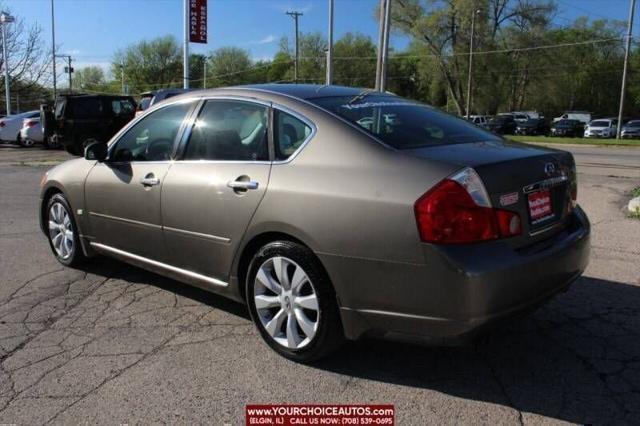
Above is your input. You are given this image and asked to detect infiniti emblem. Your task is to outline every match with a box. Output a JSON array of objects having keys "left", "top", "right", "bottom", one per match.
[{"left": 544, "top": 162, "right": 556, "bottom": 176}]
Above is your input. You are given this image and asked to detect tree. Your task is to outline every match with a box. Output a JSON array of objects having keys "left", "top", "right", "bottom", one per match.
[
  {"left": 112, "top": 35, "right": 182, "bottom": 93},
  {"left": 332, "top": 33, "right": 376, "bottom": 88},
  {"left": 391, "top": 0, "right": 555, "bottom": 115},
  {"left": 75, "top": 66, "right": 106, "bottom": 90},
  {"left": 206, "top": 47, "right": 252, "bottom": 87}
]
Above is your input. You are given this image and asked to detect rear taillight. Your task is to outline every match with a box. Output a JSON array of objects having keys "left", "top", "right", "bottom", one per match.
[
  {"left": 0, "top": 121, "right": 5, "bottom": 128},
  {"left": 414, "top": 168, "right": 521, "bottom": 244},
  {"left": 24, "top": 120, "right": 37, "bottom": 128}
]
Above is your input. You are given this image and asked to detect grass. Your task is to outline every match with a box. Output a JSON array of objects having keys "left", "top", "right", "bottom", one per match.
[
  {"left": 629, "top": 187, "right": 640, "bottom": 220},
  {"left": 508, "top": 135, "right": 640, "bottom": 147}
]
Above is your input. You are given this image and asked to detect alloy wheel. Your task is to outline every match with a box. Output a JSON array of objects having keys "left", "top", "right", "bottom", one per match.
[
  {"left": 48, "top": 202, "right": 74, "bottom": 260},
  {"left": 253, "top": 256, "right": 320, "bottom": 349}
]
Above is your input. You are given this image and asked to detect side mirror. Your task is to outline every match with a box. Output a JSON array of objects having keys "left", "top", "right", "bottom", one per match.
[{"left": 84, "top": 141, "right": 108, "bottom": 162}]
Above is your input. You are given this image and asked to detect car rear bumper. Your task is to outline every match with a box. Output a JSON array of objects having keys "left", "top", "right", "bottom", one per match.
[{"left": 331, "top": 206, "right": 590, "bottom": 344}]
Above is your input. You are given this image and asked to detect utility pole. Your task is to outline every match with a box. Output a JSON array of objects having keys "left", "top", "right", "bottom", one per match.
[
  {"left": 51, "top": 0, "right": 57, "bottom": 99},
  {"left": 203, "top": 60, "right": 207, "bottom": 89},
  {"left": 326, "top": 0, "right": 334, "bottom": 85},
  {"left": 617, "top": 0, "right": 636, "bottom": 139},
  {"left": 380, "top": 0, "right": 392, "bottom": 92},
  {"left": 56, "top": 54, "right": 72, "bottom": 93},
  {"left": 120, "top": 61, "right": 125, "bottom": 94},
  {"left": 375, "top": 0, "right": 391, "bottom": 91},
  {"left": 286, "top": 11, "right": 303, "bottom": 82},
  {"left": 466, "top": 9, "right": 481, "bottom": 118},
  {"left": 375, "top": 0, "right": 385, "bottom": 90},
  {"left": 183, "top": 0, "right": 189, "bottom": 89},
  {"left": 1, "top": 12, "right": 15, "bottom": 116}
]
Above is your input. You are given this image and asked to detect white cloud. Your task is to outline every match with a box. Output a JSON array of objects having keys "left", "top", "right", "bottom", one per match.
[{"left": 257, "top": 34, "right": 276, "bottom": 44}]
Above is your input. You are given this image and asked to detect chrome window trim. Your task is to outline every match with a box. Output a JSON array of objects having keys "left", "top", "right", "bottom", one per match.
[{"left": 172, "top": 95, "right": 318, "bottom": 165}]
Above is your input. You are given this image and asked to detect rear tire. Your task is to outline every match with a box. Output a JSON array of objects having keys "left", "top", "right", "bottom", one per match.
[
  {"left": 45, "top": 193, "right": 86, "bottom": 267},
  {"left": 246, "top": 241, "right": 344, "bottom": 362}
]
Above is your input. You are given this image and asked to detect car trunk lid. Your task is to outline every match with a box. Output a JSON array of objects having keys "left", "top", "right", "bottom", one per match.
[{"left": 404, "top": 140, "right": 576, "bottom": 247}]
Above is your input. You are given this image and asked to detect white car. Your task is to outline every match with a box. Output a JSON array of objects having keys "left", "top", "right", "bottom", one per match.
[
  {"left": 554, "top": 111, "right": 591, "bottom": 124},
  {"left": 467, "top": 115, "right": 489, "bottom": 128},
  {"left": 0, "top": 110, "right": 40, "bottom": 143},
  {"left": 584, "top": 119, "right": 617, "bottom": 138},
  {"left": 19, "top": 116, "right": 43, "bottom": 147}
]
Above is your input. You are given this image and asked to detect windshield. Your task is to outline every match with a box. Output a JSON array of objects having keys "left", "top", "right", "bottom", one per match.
[
  {"left": 589, "top": 120, "right": 610, "bottom": 127},
  {"left": 556, "top": 120, "right": 577, "bottom": 127},
  {"left": 626, "top": 120, "right": 640, "bottom": 127},
  {"left": 310, "top": 95, "right": 499, "bottom": 149}
]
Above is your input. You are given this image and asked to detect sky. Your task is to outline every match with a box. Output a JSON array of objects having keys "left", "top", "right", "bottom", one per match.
[{"left": 4, "top": 0, "right": 639, "bottom": 78}]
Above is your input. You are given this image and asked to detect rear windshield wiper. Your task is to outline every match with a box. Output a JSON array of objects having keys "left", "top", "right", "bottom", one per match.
[{"left": 347, "top": 89, "right": 376, "bottom": 105}]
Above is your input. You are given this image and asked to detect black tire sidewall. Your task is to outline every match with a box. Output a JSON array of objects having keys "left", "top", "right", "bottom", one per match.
[
  {"left": 45, "top": 193, "right": 83, "bottom": 266},
  {"left": 246, "top": 241, "right": 343, "bottom": 362}
]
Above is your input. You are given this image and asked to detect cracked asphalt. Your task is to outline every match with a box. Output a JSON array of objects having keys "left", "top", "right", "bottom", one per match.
[{"left": 0, "top": 144, "right": 639, "bottom": 424}]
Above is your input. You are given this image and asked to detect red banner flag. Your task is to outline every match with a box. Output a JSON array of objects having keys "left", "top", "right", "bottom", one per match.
[{"left": 189, "top": 0, "right": 207, "bottom": 44}]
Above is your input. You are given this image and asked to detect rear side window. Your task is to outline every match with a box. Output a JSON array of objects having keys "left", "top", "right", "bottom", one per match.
[
  {"left": 274, "top": 110, "right": 312, "bottom": 161},
  {"left": 70, "top": 98, "right": 103, "bottom": 118},
  {"left": 183, "top": 100, "right": 268, "bottom": 161},
  {"left": 310, "top": 95, "right": 499, "bottom": 149},
  {"left": 112, "top": 99, "right": 135, "bottom": 116}
]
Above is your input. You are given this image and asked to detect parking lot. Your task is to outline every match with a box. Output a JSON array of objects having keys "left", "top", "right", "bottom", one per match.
[{"left": 0, "top": 144, "right": 639, "bottom": 424}]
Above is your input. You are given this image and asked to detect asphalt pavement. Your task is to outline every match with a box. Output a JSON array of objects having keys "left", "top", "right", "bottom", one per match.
[{"left": 0, "top": 143, "right": 639, "bottom": 424}]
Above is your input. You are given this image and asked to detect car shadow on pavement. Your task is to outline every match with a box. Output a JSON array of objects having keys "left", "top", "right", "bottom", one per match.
[
  {"left": 314, "top": 276, "right": 640, "bottom": 424},
  {"left": 75, "top": 256, "right": 250, "bottom": 320}
]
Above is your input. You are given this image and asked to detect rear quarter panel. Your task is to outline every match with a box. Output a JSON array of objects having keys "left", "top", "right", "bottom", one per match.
[{"left": 241, "top": 98, "right": 459, "bottom": 306}]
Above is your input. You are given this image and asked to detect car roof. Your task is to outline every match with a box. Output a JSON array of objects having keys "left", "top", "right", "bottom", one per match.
[{"left": 232, "top": 84, "right": 382, "bottom": 100}]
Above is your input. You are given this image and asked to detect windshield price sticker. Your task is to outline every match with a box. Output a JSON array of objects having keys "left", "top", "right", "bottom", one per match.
[{"left": 246, "top": 404, "right": 395, "bottom": 425}]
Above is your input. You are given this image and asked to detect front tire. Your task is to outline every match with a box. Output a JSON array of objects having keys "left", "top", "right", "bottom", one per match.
[
  {"left": 246, "top": 241, "right": 344, "bottom": 362},
  {"left": 45, "top": 193, "right": 85, "bottom": 266}
]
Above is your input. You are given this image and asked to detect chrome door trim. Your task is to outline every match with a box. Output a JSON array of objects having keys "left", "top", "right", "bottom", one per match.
[
  {"left": 89, "top": 212, "right": 162, "bottom": 230},
  {"left": 163, "top": 226, "right": 231, "bottom": 243},
  {"left": 90, "top": 242, "right": 229, "bottom": 288}
]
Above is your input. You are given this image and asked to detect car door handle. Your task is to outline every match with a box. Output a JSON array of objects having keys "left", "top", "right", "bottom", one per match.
[
  {"left": 140, "top": 177, "right": 160, "bottom": 186},
  {"left": 227, "top": 180, "right": 259, "bottom": 190}
]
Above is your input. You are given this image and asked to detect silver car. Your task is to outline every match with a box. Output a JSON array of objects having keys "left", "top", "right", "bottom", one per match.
[
  {"left": 0, "top": 110, "right": 40, "bottom": 144},
  {"left": 39, "top": 85, "right": 590, "bottom": 361}
]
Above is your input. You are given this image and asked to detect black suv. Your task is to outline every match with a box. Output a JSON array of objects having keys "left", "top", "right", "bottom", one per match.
[{"left": 42, "top": 94, "right": 136, "bottom": 155}]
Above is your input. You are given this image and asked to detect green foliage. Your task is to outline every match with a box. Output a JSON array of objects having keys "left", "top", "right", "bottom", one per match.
[
  {"left": 206, "top": 47, "right": 252, "bottom": 87},
  {"left": 112, "top": 35, "right": 182, "bottom": 93}
]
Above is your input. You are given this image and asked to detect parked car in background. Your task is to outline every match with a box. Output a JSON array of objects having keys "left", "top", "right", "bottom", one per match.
[
  {"left": 19, "top": 116, "right": 43, "bottom": 147},
  {"left": 486, "top": 115, "right": 517, "bottom": 134},
  {"left": 467, "top": 115, "right": 489, "bottom": 128},
  {"left": 554, "top": 111, "right": 591, "bottom": 124},
  {"left": 515, "top": 118, "right": 550, "bottom": 136},
  {"left": 501, "top": 112, "right": 529, "bottom": 123},
  {"left": 584, "top": 118, "right": 617, "bottom": 138},
  {"left": 621, "top": 120, "right": 640, "bottom": 139},
  {"left": 136, "top": 88, "right": 192, "bottom": 116},
  {"left": 39, "top": 84, "right": 590, "bottom": 361},
  {"left": 550, "top": 119, "right": 584, "bottom": 137},
  {"left": 511, "top": 111, "right": 540, "bottom": 120},
  {"left": 42, "top": 94, "right": 137, "bottom": 155},
  {"left": 0, "top": 111, "right": 40, "bottom": 144}
]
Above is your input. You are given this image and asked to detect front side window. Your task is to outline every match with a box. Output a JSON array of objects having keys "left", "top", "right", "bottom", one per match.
[
  {"left": 110, "top": 100, "right": 194, "bottom": 162},
  {"left": 183, "top": 100, "right": 268, "bottom": 161},
  {"left": 310, "top": 95, "right": 499, "bottom": 149},
  {"left": 274, "top": 110, "right": 312, "bottom": 161}
]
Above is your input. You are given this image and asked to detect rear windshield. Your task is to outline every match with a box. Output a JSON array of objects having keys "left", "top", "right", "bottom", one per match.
[
  {"left": 589, "top": 120, "right": 612, "bottom": 127},
  {"left": 310, "top": 95, "right": 499, "bottom": 149}
]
